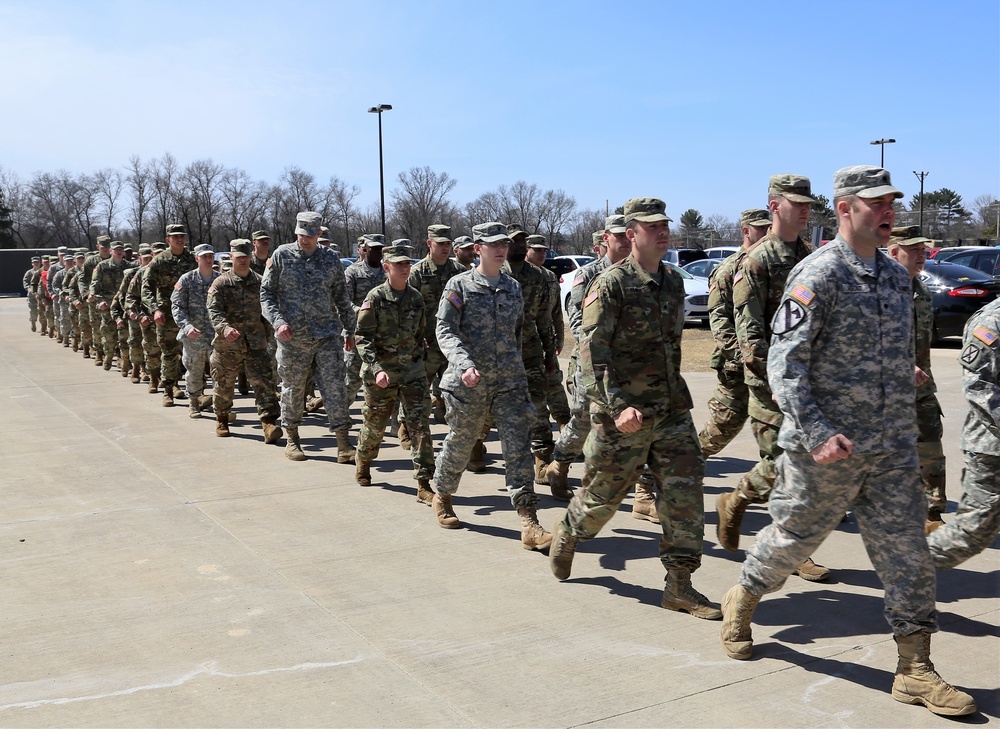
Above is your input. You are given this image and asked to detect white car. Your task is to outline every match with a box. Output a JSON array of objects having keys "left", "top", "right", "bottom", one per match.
[
  {"left": 668, "top": 262, "right": 710, "bottom": 325},
  {"left": 543, "top": 255, "right": 595, "bottom": 313},
  {"left": 705, "top": 246, "right": 740, "bottom": 259}
]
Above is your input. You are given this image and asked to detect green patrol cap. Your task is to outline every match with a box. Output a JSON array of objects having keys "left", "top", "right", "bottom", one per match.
[
  {"left": 740, "top": 208, "right": 772, "bottom": 227},
  {"left": 251, "top": 230, "right": 270, "bottom": 241},
  {"left": 96, "top": 235, "right": 111, "bottom": 246},
  {"left": 623, "top": 197, "right": 672, "bottom": 224},
  {"left": 74, "top": 251, "right": 86, "bottom": 259},
  {"left": 474, "top": 222, "right": 511, "bottom": 244},
  {"left": 110, "top": 240, "right": 125, "bottom": 250},
  {"left": 769, "top": 174, "right": 817, "bottom": 203},
  {"left": 230, "top": 239, "right": 252, "bottom": 257},
  {"left": 151, "top": 241, "right": 167, "bottom": 251},
  {"left": 527, "top": 234, "right": 548, "bottom": 249},
  {"left": 592, "top": 231, "right": 605, "bottom": 247},
  {"left": 506, "top": 223, "right": 528, "bottom": 239},
  {"left": 164, "top": 224, "right": 187, "bottom": 237},
  {"left": 833, "top": 166, "right": 904, "bottom": 200},
  {"left": 383, "top": 244, "right": 414, "bottom": 263},
  {"left": 604, "top": 215, "right": 626, "bottom": 234},
  {"left": 362, "top": 233, "right": 385, "bottom": 247},
  {"left": 889, "top": 225, "right": 932, "bottom": 247},
  {"left": 427, "top": 224, "right": 452, "bottom": 243}
]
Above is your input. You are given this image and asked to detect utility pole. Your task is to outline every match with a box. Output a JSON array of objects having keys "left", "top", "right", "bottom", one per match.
[
  {"left": 913, "top": 171, "right": 929, "bottom": 233},
  {"left": 870, "top": 138, "right": 896, "bottom": 167}
]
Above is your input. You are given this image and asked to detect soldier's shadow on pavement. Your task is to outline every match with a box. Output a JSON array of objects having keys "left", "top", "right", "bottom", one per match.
[
  {"left": 704, "top": 456, "right": 756, "bottom": 481},
  {"left": 755, "top": 590, "right": 890, "bottom": 644},
  {"left": 566, "top": 574, "right": 664, "bottom": 608},
  {"left": 937, "top": 567, "right": 1000, "bottom": 603}
]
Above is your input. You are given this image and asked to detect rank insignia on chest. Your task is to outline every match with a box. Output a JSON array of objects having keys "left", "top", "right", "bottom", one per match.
[
  {"left": 447, "top": 292, "right": 463, "bottom": 309},
  {"left": 584, "top": 290, "right": 599, "bottom": 307},
  {"left": 789, "top": 283, "right": 815, "bottom": 306},
  {"left": 360, "top": 300, "right": 372, "bottom": 311},
  {"left": 972, "top": 325, "right": 998, "bottom": 347}
]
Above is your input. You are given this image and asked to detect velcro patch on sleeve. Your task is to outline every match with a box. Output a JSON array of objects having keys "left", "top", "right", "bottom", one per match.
[
  {"left": 360, "top": 300, "right": 372, "bottom": 311},
  {"left": 573, "top": 274, "right": 585, "bottom": 286},
  {"left": 972, "top": 325, "right": 998, "bottom": 347},
  {"left": 584, "top": 289, "right": 599, "bottom": 307},
  {"left": 447, "top": 291, "right": 463, "bottom": 309},
  {"left": 961, "top": 343, "right": 982, "bottom": 365},
  {"left": 173, "top": 282, "right": 183, "bottom": 291},
  {"left": 789, "top": 283, "right": 815, "bottom": 306},
  {"left": 733, "top": 271, "right": 743, "bottom": 285},
  {"left": 771, "top": 298, "right": 807, "bottom": 335}
]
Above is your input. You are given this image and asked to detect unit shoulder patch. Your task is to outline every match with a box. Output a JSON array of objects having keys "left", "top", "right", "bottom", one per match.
[{"left": 771, "top": 298, "right": 807, "bottom": 335}]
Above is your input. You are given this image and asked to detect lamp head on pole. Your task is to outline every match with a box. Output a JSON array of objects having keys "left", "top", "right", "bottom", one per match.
[{"left": 368, "top": 104, "right": 393, "bottom": 114}]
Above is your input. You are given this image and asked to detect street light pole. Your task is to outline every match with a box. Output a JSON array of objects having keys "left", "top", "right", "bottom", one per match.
[
  {"left": 869, "top": 138, "right": 896, "bottom": 167},
  {"left": 367, "top": 104, "right": 393, "bottom": 239},
  {"left": 913, "top": 170, "right": 929, "bottom": 233}
]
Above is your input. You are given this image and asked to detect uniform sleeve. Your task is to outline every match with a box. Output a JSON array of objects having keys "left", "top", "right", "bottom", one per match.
[
  {"left": 566, "top": 269, "right": 589, "bottom": 341},
  {"left": 960, "top": 315, "right": 1000, "bottom": 441},
  {"left": 436, "top": 280, "right": 476, "bottom": 374},
  {"left": 354, "top": 292, "right": 382, "bottom": 376},
  {"left": 207, "top": 280, "right": 228, "bottom": 336},
  {"left": 170, "top": 276, "right": 193, "bottom": 333},
  {"left": 330, "top": 260, "right": 357, "bottom": 335},
  {"left": 140, "top": 260, "right": 158, "bottom": 314},
  {"left": 708, "top": 262, "right": 740, "bottom": 369},
  {"left": 580, "top": 277, "right": 630, "bottom": 418},
  {"left": 734, "top": 257, "right": 771, "bottom": 388},
  {"left": 259, "top": 256, "right": 284, "bottom": 329},
  {"left": 549, "top": 276, "right": 565, "bottom": 352},
  {"left": 535, "top": 270, "right": 555, "bottom": 361}
]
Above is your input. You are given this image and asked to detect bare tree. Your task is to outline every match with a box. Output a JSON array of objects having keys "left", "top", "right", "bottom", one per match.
[
  {"left": 179, "top": 158, "right": 226, "bottom": 246},
  {"left": 704, "top": 214, "right": 740, "bottom": 246},
  {"left": 150, "top": 153, "right": 179, "bottom": 239},
  {"left": 321, "top": 176, "right": 361, "bottom": 256},
  {"left": 94, "top": 168, "right": 124, "bottom": 239},
  {"left": 388, "top": 166, "right": 458, "bottom": 250},
  {"left": 0, "top": 167, "right": 29, "bottom": 247},
  {"left": 219, "top": 167, "right": 269, "bottom": 240},
  {"left": 124, "top": 155, "right": 154, "bottom": 244}
]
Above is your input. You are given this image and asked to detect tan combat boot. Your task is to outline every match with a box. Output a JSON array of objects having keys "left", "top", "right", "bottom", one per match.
[
  {"left": 397, "top": 422, "right": 411, "bottom": 450},
  {"left": 285, "top": 427, "right": 307, "bottom": 461},
  {"left": 72, "top": 334, "right": 79, "bottom": 351},
  {"left": 215, "top": 414, "right": 231, "bottom": 437},
  {"left": 433, "top": 492, "right": 461, "bottom": 529},
  {"left": 161, "top": 382, "right": 174, "bottom": 407},
  {"left": 468, "top": 440, "right": 486, "bottom": 473},
  {"left": 549, "top": 518, "right": 578, "bottom": 580},
  {"left": 925, "top": 510, "right": 945, "bottom": 535},
  {"left": 533, "top": 447, "right": 553, "bottom": 485},
  {"left": 892, "top": 632, "right": 976, "bottom": 716},
  {"left": 336, "top": 429, "right": 356, "bottom": 464},
  {"left": 662, "top": 569, "right": 722, "bottom": 620},
  {"left": 148, "top": 372, "right": 160, "bottom": 394},
  {"left": 130, "top": 363, "right": 141, "bottom": 383},
  {"left": 794, "top": 557, "right": 830, "bottom": 582},
  {"left": 416, "top": 478, "right": 435, "bottom": 506},
  {"left": 430, "top": 395, "right": 446, "bottom": 424},
  {"left": 720, "top": 584, "right": 762, "bottom": 659},
  {"left": 546, "top": 459, "right": 573, "bottom": 502},
  {"left": 632, "top": 480, "right": 659, "bottom": 523},
  {"left": 94, "top": 352, "right": 104, "bottom": 367},
  {"left": 197, "top": 395, "right": 213, "bottom": 412},
  {"left": 716, "top": 488, "right": 750, "bottom": 551},
  {"left": 63, "top": 335, "right": 71, "bottom": 348},
  {"left": 304, "top": 395, "right": 323, "bottom": 413},
  {"left": 83, "top": 344, "right": 91, "bottom": 359},
  {"left": 518, "top": 506, "right": 553, "bottom": 551},
  {"left": 260, "top": 417, "right": 283, "bottom": 445},
  {"left": 188, "top": 397, "right": 202, "bottom": 419},
  {"left": 355, "top": 460, "right": 372, "bottom": 486},
  {"left": 119, "top": 352, "right": 130, "bottom": 376}
]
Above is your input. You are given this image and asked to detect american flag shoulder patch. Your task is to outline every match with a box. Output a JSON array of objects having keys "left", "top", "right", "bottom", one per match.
[
  {"left": 733, "top": 271, "right": 743, "bottom": 285},
  {"left": 789, "top": 283, "right": 815, "bottom": 306},
  {"left": 173, "top": 282, "right": 183, "bottom": 291},
  {"left": 360, "top": 300, "right": 372, "bottom": 311},
  {"left": 584, "top": 290, "right": 599, "bottom": 307},
  {"left": 972, "top": 325, "right": 998, "bottom": 346},
  {"left": 573, "top": 273, "right": 585, "bottom": 286},
  {"left": 447, "top": 291, "right": 463, "bottom": 309}
]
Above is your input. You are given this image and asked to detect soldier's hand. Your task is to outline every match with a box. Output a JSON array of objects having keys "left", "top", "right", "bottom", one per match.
[
  {"left": 224, "top": 326, "right": 241, "bottom": 342},
  {"left": 129, "top": 312, "right": 138, "bottom": 320},
  {"left": 186, "top": 327, "right": 201, "bottom": 340},
  {"left": 153, "top": 310, "right": 165, "bottom": 325},
  {"left": 375, "top": 371, "right": 391, "bottom": 388},
  {"left": 116, "top": 319, "right": 124, "bottom": 328},
  {"left": 344, "top": 335, "right": 355, "bottom": 352},
  {"left": 74, "top": 302, "right": 82, "bottom": 309},
  {"left": 461, "top": 367, "right": 481, "bottom": 387},
  {"left": 98, "top": 302, "right": 108, "bottom": 311},
  {"left": 914, "top": 366, "right": 929, "bottom": 387},
  {"left": 811, "top": 434, "right": 852, "bottom": 464},
  {"left": 276, "top": 324, "right": 293, "bottom": 341},
  {"left": 614, "top": 407, "right": 643, "bottom": 433},
  {"left": 140, "top": 315, "right": 151, "bottom": 326}
]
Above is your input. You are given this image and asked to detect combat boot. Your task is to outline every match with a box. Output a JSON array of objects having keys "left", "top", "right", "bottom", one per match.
[
  {"left": 720, "top": 584, "right": 761, "bottom": 659},
  {"left": 546, "top": 459, "right": 573, "bottom": 501},
  {"left": 533, "top": 447, "right": 553, "bottom": 485},
  {"left": 397, "top": 422, "right": 411, "bottom": 450},
  {"left": 72, "top": 334, "right": 79, "bottom": 351},
  {"left": 148, "top": 372, "right": 160, "bottom": 394},
  {"left": 188, "top": 397, "right": 202, "bottom": 419},
  {"left": 119, "top": 352, "right": 130, "bottom": 376},
  {"left": 632, "top": 480, "right": 659, "bottom": 523},
  {"left": 925, "top": 510, "right": 945, "bottom": 535},
  {"left": 794, "top": 557, "right": 830, "bottom": 581},
  {"left": 305, "top": 395, "right": 323, "bottom": 413},
  {"left": 260, "top": 417, "right": 282, "bottom": 445},
  {"left": 549, "top": 518, "right": 578, "bottom": 581},
  {"left": 517, "top": 506, "right": 552, "bottom": 551},
  {"left": 431, "top": 395, "right": 446, "bottom": 424},
  {"left": 130, "top": 363, "right": 141, "bottom": 384},
  {"left": 83, "top": 344, "right": 91, "bottom": 359},
  {"left": 31, "top": 321, "right": 36, "bottom": 332},
  {"left": 285, "top": 427, "right": 307, "bottom": 461},
  {"left": 716, "top": 488, "right": 750, "bottom": 552},
  {"left": 892, "top": 632, "right": 976, "bottom": 716},
  {"left": 197, "top": 395, "right": 214, "bottom": 413},
  {"left": 468, "top": 440, "right": 486, "bottom": 473},
  {"left": 416, "top": 479, "right": 435, "bottom": 506},
  {"left": 237, "top": 369, "right": 249, "bottom": 396},
  {"left": 94, "top": 352, "right": 104, "bottom": 367},
  {"left": 355, "top": 460, "right": 372, "bottom": 487},
  {"left": 336, "top": 429, "right": 356, "bottom": 464},
  {"left": 432, "top": 492, "right": 461, "bottom": 529},
  {"left": 215, "top": 414, "right": 230, "bottom": 437},
  {"left": 662, "top": 569, "right": 722, "bottom": 620},
  {"left": 161, "top": 381, "right": 175, "bottom": 407},
  {"left": 172, "top": 383, "right": 187, "bottom": 400}
]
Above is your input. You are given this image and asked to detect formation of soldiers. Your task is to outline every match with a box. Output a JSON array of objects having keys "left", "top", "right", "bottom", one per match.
[{"left": 20, "top": 165, "right": 998, "bottom": 719}]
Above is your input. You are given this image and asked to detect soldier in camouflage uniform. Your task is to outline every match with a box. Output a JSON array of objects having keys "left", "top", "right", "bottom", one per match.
[
  {"left": 260, "top": 211, "right": 357, "bottom": 462},
  {"left": 432, "top": 222, "right": 551, "bottom": 552},
  {"left": 926, "top": 297, "right": 1000, "bottom": 569},
  {"left": 50, "top": 252, "right": 75, "bottom": 348},
  {"left": 549, "top": 198, "right": 719, "bottom": 620},
  {"left": 117, "top": 246, "right": 152, "bottom": 382},
  {"left": 887, "top": 227, "right": 948, "bottom": 531},
  {"left": 453, "top": 235, "right": 477, "bottom": 269},
  {"left": 83, "top": 238, "right": 112, "bottom": 360},
  {"left": 719, "top": 174, "right": 828, "bottom": 582},
  {"left": 127, "top": 242, "right": 166, "bottom": 391},
  {"left": 32, "top": 256, "right": 54, "bottom": 338},
  {"left": 344, "top": 233, "right": 387, "bottom": 408},
  {"left": 171, "top": 244, "right": 220, "bottom": 418},
  {"left": 249, "top": 230, "right": 271, "bottom": 276},
  {"left": 525, "top": 234, "right": 572, "bottom": 429},
  {"left": 207, "top": 239, "right": 282, "bottom": 443},
  {"left": 62, "top": 251, "right": 86, "bottom": 350},
  {"left": 46, "top": 248, "right": 67, "bottom": 342},
  {"left": 355, "top": 244, "right": 435, "bottom": 502},
  {"left": 23, "top": 257, "right": 41, "bottom": 332},
  {"left": 142, "top": 225, "right": 197, "bottom": 406},
  {"left": 90, "top": 241, "right": 134, "bottom": 370},
  {"left": 720, "top": 166, "right": 974, "bottom": 718},
  {"left": 698, "top": 209, "right": 770, "bottom": 456}
]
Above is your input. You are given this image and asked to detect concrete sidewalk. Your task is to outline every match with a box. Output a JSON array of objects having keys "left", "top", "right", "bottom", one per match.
[{"left": 0, "top": 297, "right": 996, "bottom": 728}]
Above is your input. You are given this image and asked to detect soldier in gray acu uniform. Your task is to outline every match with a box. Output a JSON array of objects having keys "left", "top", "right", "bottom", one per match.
[
  {"left": 720, "top": 166, "right": 975, "bottom": 718},
  {"left": 926, "top": 297, "right": 1000, "bottom": 568},
  {"left": 260, "top": 211, "right": 357, "bottom": 462},
  {"left": 343, "top": 233, "right": 386, "bottom": 408},
  {"left": 432, "top": 222, "right": 552, "bottom": 552},
  {"left": 24, "top": 258, "right": 41, "bottom": 331},
  {"left": 171, "top": 244, "right": 220, "bottom": 418}
]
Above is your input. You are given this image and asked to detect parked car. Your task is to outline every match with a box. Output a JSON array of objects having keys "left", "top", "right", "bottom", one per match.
[
  {"left": 917, "top": 259, "right": 1000, "bottom": 341},
  {"left": 682, "top": 258, "right": 722, "bottom": 280},
  {"left": 661, "top": 248, "right": 709, "bottom": 267},
  {"left": 666, "top": 262, "right": 709, "bottom": 325},
  {"left": 545, "top": 255, "right": 595, "bottom": 313},
  {"left": 705, "top": 246, "right": 740, "bottom": 260},
  {"left": 933, "top": 247, "right": 1000, "bottom": 279}
]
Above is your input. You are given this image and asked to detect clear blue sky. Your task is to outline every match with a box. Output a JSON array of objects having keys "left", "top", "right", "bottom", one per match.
[{"left": 3, "top": 0, "right": 998, "bottom": 220}]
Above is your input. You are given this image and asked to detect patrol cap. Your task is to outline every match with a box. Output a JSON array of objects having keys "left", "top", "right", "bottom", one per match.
[
  {"left": 527, "top": 234, "right": 548, "bottom": 249},
  {"left": 96, "top": 235, "right": 111, "bottom": 247},
  {"left": 506, "top": 223, "right": 528, "bottom": 239},
  {"left": 768, "top": 174, "right": 817, "bottom": 203},
  {"left": 318, "top": 236, "right": 330, "bottom": 244},
  {"left": 230, "top": 239, "right": 252, "bottom": 257},
  {"left": 592, "top": 231, "right": 605, "bottom": 248},
  {"left": 362, "top": 233, "right": 385, "bottom": 247},
  {"left": 294, "top": 211, "right": 322, "bottom": 237},
  {"left": 383, "top": 244, "right": 414, "bottom": 263},
  {"left": 833, "top": 166, "right": 904, "bottom": 200},
  {"left": 474, "top": 222, "right": 511, "bottom": 244},
  {"left": 623, "top": 197, "right": 672, "bottom": 224},
  {"left": 30, "top": 256, "right": 40, "bottom": 262},
  {"left": 110, "top": 240, "right": 125, "bottom": 250},
  {"left": 57, "top": 246, "right": 68, "bottom": 256},
  {"left": 41, "top": 255, "right": 51, "bottom": 261},
  {"left": 251, "top": 230, "right": 271, "bottom": 241},
  {"left": 73, "top": 250, "right": 86, "bottom": 259},
  {"left": 193, "top": 243, "right": 214, "bottom": 257},
  {"left": 427, "top": 224, "right": 452, "bottom": 243},
  {"left": 138, "top": 244, "right": 153, "bottom": 255},
  {"left": 77, "top": 247, "right": 89, "bottom": 255},
  {"left": 604, "top": 214, "right": 627, "bottom": 234},
  {"left": 453, "top": 235, "right": 475, "bottom": 249},
  {"left": 889, "top": 225, "right": 933, "bottom": 247},
  {"left": 164, "top": 224, "right": 187, "bottom": 237},
  {"left": 740, "top": 208, "right": 772, "bottom": 228},
  {"left": 151, "top": 241, "right": 167, "bottom": 251},
  {"left": 221, "top": 259, "right": 233, "bottom": 271}
]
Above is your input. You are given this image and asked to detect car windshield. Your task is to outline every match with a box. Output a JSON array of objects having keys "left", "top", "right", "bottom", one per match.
[{"left": 666, "top": 261, "right": 694, "bottom": 279}]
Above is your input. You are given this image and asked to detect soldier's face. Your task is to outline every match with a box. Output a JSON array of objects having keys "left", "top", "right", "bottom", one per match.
[
  {"left": 476, "top": 240, "right": 509, "bottom": 272},
  {"left": 429, "top": 239, "right": 452, "bottom": 264},
  {"left": 627, "top": 220, "right": 670, "bottom": 256},
  {"left": 232, "top": 255, "right": 251, "bottom": 276},
  {"left": 98, "top": 245, "right": 111, "bottom": 258},
  {"left": 890, "top": 242, "right": 926, "bottom": 278},
  {"left": 253, "top": 239, "right": 270, "bottom": 257},
  {"left": 297, "top": 233, "right": 319, "bottom": 253},
  {"left": 111, "top": 249, "right": 124, "bottom": 263},
  {"left": 384, "top": 260, "right": 411, "bottom": 288},
  {"left": 603, "top": 231, "right": 631, "bottom": 261},
  {"left": 746, "top": 224, "right": 769, "bottom": 246},
  {"left": 525, "top": 248, "right": 546, "bottom": 266},
  {"left": 507, "top": 235, "right": 527, "bottom": 263},
  {"left": 455, "top": 246, "right": 476, "bottom": 266},
  {"left": 771, "top": 197, "right": 811, "bottom": 233},
  {"left": 365, "top": 245, "right": 384, "bottom": 267},
  {"left": 845, "top": 194, "right": 897, "bottom": 247},
  {"left": 165, "top": 234, "right": 187, "bottom": 252}
]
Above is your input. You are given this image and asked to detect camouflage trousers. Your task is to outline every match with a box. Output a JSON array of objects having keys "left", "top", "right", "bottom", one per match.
[
  {"left": 344, "top": 348, "right": 364, "bottom": 405},
  {"left": 917, "top": 394, "right": 946, "bottom": 514},
  {"left": 524, "top": 357, "right": 554, "bottom": 456},
  {"left": 181, "top": 337, "right": 212, "bottom": 397},
  {"left": 741, "top": 448, "right": 936, "bottom": 636},
  {"left": 27, "top": 294, "right": 38, "bottom": 326},
  {"left": 926, "top": 451, "right": 1000, "bottom": 569},
  {"left": 127, "top": 319, "right": 144, "bottom": 372},
  {"left": 155, "top": 320, "right": 182, "bottom": 383},
  {"left": 544, "top": 361, "right": 572, "bottom": 426},
  {"left": 552, "top": 362, "right": 588, "bottom": 463},
  {"left": 424, "top": 346, "right": 448, "bottom": 399},
  {"left": 88, "top": 303, "right": 104, "bottom": 353},
  {"left": 142, "top": 322, "right": 161, "bottom": 376},
  {"left": 358, "top": 378, "right": 434, "bottom": 481},
  {"left": 77, "top": 304, "right": 94, "bottom": 348},
  {"left": 99, "top": 313, "right": 120, "bottom": 360},
  {"left": 739, "top": 415, "right": 782, "bottom": 503},
  {"left": 562, "top": 409, "right": 706, "bottom": 573},
  {"left": 435, "top": 385, "right": 538, "bottom": 508},
  {"left": 698, "top": 366, "right": 749, "bottom": 457},
  {"left": 69, "top": 307, "right": 81, "bottom": 342},
  {"left": 211, "top": 346, "right": 279, "bottom": 420},
  {"left": 115, "top": 320, "right": 128, "bottom": 364},
  {"left": 41, "top": 299, "right": 55, "bottom": 332},
  {"left": 277, "top": 334, "right": 347, "bottom": 430},
  {"left": 59, "top": 300, "right": 74, "bottom": 339}
]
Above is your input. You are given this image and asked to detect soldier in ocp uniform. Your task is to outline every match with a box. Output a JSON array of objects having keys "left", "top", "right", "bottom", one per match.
[
  {"left": 127, "top": 242, "right": 167, "bottom": 391},
  {"left": 83, "top": 238, "right": 112, "bottom": 360},
  {"left": 720, "top": 166, "right": 974, "bottom": 718},
  {"left": 118, "top": 246, "right": 153, "bottom": 382},
  {"left": 62, "top": 251, "right": 86, "bottom": 350},
  {"left": 23, "top": 257, "right": 41, "bottom": 332},
  {"left": 344, "top": 233, "right": 387, "bottom": 409},
  {"left": 453, "top": 235, "right": 476, "bottom": 269},
  {"left": 90, "top": 241, "right": 134, "bottom": 370}
]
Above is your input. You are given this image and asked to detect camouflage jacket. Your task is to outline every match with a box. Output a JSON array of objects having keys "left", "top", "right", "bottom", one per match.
[
  {"left": 408, "top": 255, "right": 466, "bottom": 349},
  {"left": 769, "top": 237, "right": 916, "bottom": 455},
  {"left": 250, "top": 253, "right": 268, "bottom": 277},
  {"left": 913, "top": 276, "right": 938, "bottom": 400},
  {"left": 50, "top": 266, "right": 69, "bottom": 302},
  {"left": 125, "top": 265, "right": 152, "bottom": 318},
  {"left": 707, "top": 247, "right": 754, "bottom": 371},
  {"left": 90, "top": 258, "right": 135, "bottom": 306},
  {"left": 568, "top": 256, "right": 612, "bottom": 342},
  {"left": 580, "top": 255, "right": 693, "bottom": 420},
  {"left": 171, "top": 268, "right": 219, "bottom": 337},
  {"left": 28, "top": 268, "right": 42, "bottom": 297},
  {"left": 355, "top": 282, "right": 426, "bottom": 384},
  {"left": 207, "top": 270, "right": 270, "bottom": 351},
  {"left": 501, "top": 260, "right": 554, "bottom": 363},
  {"left": 46, "top": 262, "right": 64, "bottom": 298},
  {"left": 22, "top": 268, "right": 35, "bottom": 294},
  {"left": 141, "top": 248, "right": 196, "bottom": 323},
  {"left": 733, "top": 232, "right": 812, "bottom": 415},
  {"left": 436, "top": 267, "right": 526, "bottom": 393},
  {"left": 344, "top": 258, "right": 387, "bottom": 333},
  {"left": 540, "top": 264, "right": 565, "bottom": 354},
  {"left": 111, "top": 266, "right": 141, "bottom": 321},
  {"left": 260, "top": 242, "right": 355, "bottom": 339},
  {"left": 79, "top": 253, "right": 106, "bottom": 300},
  {"left": 958, "top": 298, "right": 1000, "bottom": 455},
  {"left": 63, "top": 267, "right": 82, "bottom": 304}
]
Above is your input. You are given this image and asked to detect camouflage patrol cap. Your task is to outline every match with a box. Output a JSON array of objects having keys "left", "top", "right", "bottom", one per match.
[
  {"left": 230, "top": 239, "right": 252, "bottom": 257},
  {"left": 294, "top": 211, "right": 322, "bottom": 237},
  {"left": 96, "top": 235, "right": 112, "bottom": 246},
  {"left": 427, "top": 224, "right": 452, "bottom": 243},
  {"left": 623, "top": 197, "right": 672, "bottom": 224},
  {"left": 221, "top": 259, "right": 233, "bottom": 271},
  {"left": 506, "top": 223, "right": 528, "bottom": 239},
  {"left": 151, "top": 241, "right": 167, "bottom": 251},
  {"left": 193, "top": 243, "right": 214, "bottom": 257},
  {"left": 362, "top": 233, "right": 385, "bottom": 247},
  {"left": 74, "top": 250, "right": 87, "bottom": 259},
  {"left": 769, "top": 174, "right": 817, "bottom": 203},
  {"left": 138, "top": 244, "right": 153, "bottom": 255},
  {"left": 592, "top": 231, "right": 605, "bottom": 248},
  {"left": 383, "top": 244, "right": 414, "bottom": 263},
  {"left": 30, "top": 256, "right": 40, "bottom": 262},
  {"left": 453, "top": 235, "right": 475, "bottom": 249},
  {"left": 526, "top": 234, "right": 548, "bottom": 249},
  {"left": 57, "top": 246, "right": 68, "bottom": 255},
  {"left": 604, "top": 215, "right": 627, "bottom": 234},
  {"left": 317, "top": 236, "right": 330, "bottom": 244},
  {"left": 110, "top": 240, "right": 125, "bottom": 250},
  {"left": 833, "top": 166, "right": 903, "bottom": 200},
  {"left": 164, "top": 224, "right": 187, "bottom": 237},
  {"left": 41, "top": 255, "right": 50, "bottom": 261},
  {"left": 251, "top": 230, "right": 270, "bottom": 241},
  {"left": 77, "top": 247, "right": 89, "bottom": 255},
  {"left": 740, "top": 208, "right": 772, "bottom": 228},
  {"left": 888, "top": 225, "right": 932, "bottom": 247},
  {"left": 474, "top": 222, "right": 511, "bottom": 244}
]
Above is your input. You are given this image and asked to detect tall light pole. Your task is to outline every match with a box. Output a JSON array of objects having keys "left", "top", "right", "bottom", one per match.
[
  {"left": 869, "top": 138, "right": 896, "bottom": 168},
  {"left": 367, "top": 104, "right": 392, "bottom": 238},
  {"left": 913, "top": 170, "right": 929, "bottom": 233}
]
